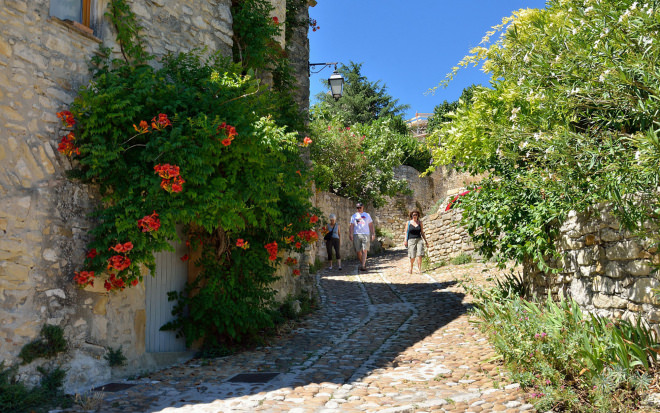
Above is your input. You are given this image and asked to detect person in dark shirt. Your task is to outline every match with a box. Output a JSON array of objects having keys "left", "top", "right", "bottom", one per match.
[{"left": 403, "top": 210, "right": 428, "bottom": 274}]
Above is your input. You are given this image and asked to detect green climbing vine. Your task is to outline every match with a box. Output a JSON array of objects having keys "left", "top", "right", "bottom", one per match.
[{"left": 56, "top": 0, "right": 319, "bottom": 344}]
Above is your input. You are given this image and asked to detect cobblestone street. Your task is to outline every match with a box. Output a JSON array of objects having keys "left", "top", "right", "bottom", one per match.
[{"left": 61, "top": 248, "right": 533, "bottom": 413}]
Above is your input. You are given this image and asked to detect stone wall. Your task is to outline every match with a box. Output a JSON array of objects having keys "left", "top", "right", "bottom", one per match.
[
  {"left": 423, "top": 208, "right": 477, "bottom": 264},
  {"left": 373, "top": 165, "right": 478, "bottom": 247},
  {"left": 0, "top": 0, "right": 308, "bottom": 394},
  {"left": 312, "top": 191, "right": 372, "bottom": 264},
  {"left": 524, "top": 203, "right": 660, "bottom": 330}
]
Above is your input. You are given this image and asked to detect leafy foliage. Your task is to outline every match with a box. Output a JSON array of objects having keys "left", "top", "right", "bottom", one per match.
[
  {"left": 308, "top": 116, "right": 412, "bottom": 207},
  {"left": 0, "top": 363, "right": 71, "bottom": 413},
  {"left": 426, "top": 84, "right": 478, "bottom": 133},
  {"left": 104, "top": 346, "right": 127, "bottom": 367},
  {"left": 56, "top": 0, "right": 320, "bottom": 345},
  {"left": 469, "top": 279, "right": 659, "bottom": 412},
  {"left": 18, "top": 325, "right": 67, "bottom": 365},
  {"left": 430, "top": 0, "right": 660, "bottom": 270}
]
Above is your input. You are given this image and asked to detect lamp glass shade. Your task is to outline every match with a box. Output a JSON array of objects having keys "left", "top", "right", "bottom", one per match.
[{"left": 328, "top": 71, "right": 344, "bottom": 99}]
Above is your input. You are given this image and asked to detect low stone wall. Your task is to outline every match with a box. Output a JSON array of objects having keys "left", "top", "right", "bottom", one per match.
[
  {"left": 525, "top": 203, "right": 660, "bottom": 330},
  {"left": 423, "top": 208, "right": 476, "bottom": 264},
  {"left": 373, "top": 165, "right": 480, "bottom": 247}
]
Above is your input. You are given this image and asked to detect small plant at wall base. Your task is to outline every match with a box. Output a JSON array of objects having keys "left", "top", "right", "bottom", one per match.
[
  {"left": 18, "top": 325, "right": 67, "bottom": 365},
  {"left": 56, "top": 0, "right": 320, "bottom": 346},
  {"left": 0, "top": 363, "right": 72, "bottom": 413},
  {"left": 104, "top": 346, "right": 127, "bottom": 367}
]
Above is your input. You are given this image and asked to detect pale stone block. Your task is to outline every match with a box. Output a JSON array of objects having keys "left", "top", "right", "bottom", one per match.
[
  {"left": 593, "top": 293, "right": 628, "bottom": 309},
  {"left": 45, "top": 289, "right": 66, "bottom": 299},
  {"left": 626, "top": 260, "right": 651, "bottom": 277},
  {"left": 0, "top": 261, "right": 30, "bottom": 281},
  {"left": 1, "top": 105, "right": 25, "bottom": 122},
  {"left": 606, "top": 240, "right": 642, "bottom": 260},
  {"left": 627, "top": 278, "right": 660, "bottom": 304},
  {"left": 0, "top": 36, "right": 12, "bottom": 57},
  {"left": 605, "top": 261, "right": 626, "bottom": 279},
  {"left": 593, "top": 276, "right": 617, "bottom": 295}
]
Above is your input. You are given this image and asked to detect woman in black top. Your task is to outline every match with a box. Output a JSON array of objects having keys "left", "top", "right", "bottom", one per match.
[{"left": 404, "top": 210, "right": 428, "bottom": 274}]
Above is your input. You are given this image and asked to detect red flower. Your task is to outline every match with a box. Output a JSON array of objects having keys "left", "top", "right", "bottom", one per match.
[
  {"left": 160, "top": 175, "right": 185, "bottom": 193},
  {"left": 138, "top": 211, "right": 160, "bottom": 232},
  {"left": 310, "top": 214, "right": 319, "bottom": 224},
  {"left": 74, "top": 271, "right": 95, "bottom": 287},
  {"left": 104, "top": 273, "right": 126, "bottom": 291},
  {"left": 272, "top": 16, "right": 280, "bottom": 24},
  {"left": 217, "top": 122, "right": 237, "bottom": 146},
  {"left": 180, "top": 254, "right": 189, "bottom": 262},
  {"left": 154, "top": 164, "right": 180, "bottom": 179},
  {"left": 295, "top": 242, "right": 302, "bottom": 249},
  {"left": 301, "top": 137, "right": 312, "bottom": 147},
  {"left": 293, "top": 269, "right": 300, "bottom": 276},
  {"left": 107, "top": 255, "right": 131, "bottom": 272},
  {"left": 151, "top": 113, "right": 172, "bottom": 130},
  {"left": 133, "top": 120, "right": 149, "bottom": 134},
  {"left": 56, "top": 110, "right": 75, "bottom": 127},
  {"left": 86, "top": 249, "right": 98, "bottom": 259},
  {"left": 285, "top": 257, "right": 298, "bottom": 266},
  {"left": 58, "top": 132, "right": 80, "bottom": 156},
  {"left": 265, "top": 241, "right": 278, "bottom": 261},
  {"left": 131, "top": 279, "right": 139, "bottom": 287},
  {"left": 296, "top": 170, "right": 301, "bottom": 176},
  {"left": 109, "top": 242, "right": 133, "bottom": 253}
]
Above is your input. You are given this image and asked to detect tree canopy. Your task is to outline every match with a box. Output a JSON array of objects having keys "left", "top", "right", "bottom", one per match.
[{"left": 313, "top": 62, "right": 410, "bottom": 132}]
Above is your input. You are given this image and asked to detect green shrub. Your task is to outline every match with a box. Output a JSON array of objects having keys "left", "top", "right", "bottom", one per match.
[
  {"left": 450, "top": 253, "right": 472, "bottom": 266},
  {"left": 309, "top": 116, "right": 412, "bottom": 207},
  {"left": 104, "top": 346, "right": 127, "bottom": 367},
  {"left": 375, "top": 227, "right": 395, "bottom": 239},
  {"left": 470, "top": 280, "right": 660, "bottom": 412},
  {"left": 18, "top": 325, "right": 67, "bottom": 365},
  {"left": 0, "top": 363, "right": 71, "bottom": 413}
]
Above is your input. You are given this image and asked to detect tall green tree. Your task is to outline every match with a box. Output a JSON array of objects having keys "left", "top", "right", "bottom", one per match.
[
  {"left": 314, "top": 62, "right": 410, "bottom": 131},
  {"left": 426, "top": 84, "right": 478, "bottom": 133}
]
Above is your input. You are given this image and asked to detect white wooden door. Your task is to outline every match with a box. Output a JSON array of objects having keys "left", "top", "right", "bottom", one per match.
[{"left": 145, "top": 241, "right": 188, "bottom": 352}]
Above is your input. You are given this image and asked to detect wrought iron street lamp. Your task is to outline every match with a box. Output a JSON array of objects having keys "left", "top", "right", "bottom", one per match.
[{"left": 309, "top": 62, "right": 344, "bottom": 100}]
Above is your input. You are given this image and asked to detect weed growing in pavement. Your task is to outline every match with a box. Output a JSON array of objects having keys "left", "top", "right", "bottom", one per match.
[{"left": 469, "top": 277, "right": 660, "bottom": 412}]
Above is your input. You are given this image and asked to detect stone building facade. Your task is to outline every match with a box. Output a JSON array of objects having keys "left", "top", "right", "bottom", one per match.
[{"left": 0, "top": 0, "right": 310, "bottom": 393}]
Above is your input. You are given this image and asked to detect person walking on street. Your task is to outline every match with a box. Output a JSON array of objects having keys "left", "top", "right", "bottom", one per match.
[
  {"left": 349, "top": 202, "right": 375, "bottom": 271},
  {"left": 404, "top": 210, "right": 428, "bottom": 274},
  {"left": 325, "top": 214, "right": 342, "bottom": 270}
]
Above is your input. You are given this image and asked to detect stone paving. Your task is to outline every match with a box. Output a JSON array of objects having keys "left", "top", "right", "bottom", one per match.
[{"left": 59, "top": 248, "right": 535, "bottom": 413}]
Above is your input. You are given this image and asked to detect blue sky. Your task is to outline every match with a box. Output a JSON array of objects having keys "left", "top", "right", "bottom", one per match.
[{"left": 308, "top": 0, "right": 548, "bottom": 120}]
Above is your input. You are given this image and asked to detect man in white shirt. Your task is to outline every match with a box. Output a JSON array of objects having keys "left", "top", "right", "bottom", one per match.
[{"left": 349, "top": 202, "right": 375, "bottom": 271}]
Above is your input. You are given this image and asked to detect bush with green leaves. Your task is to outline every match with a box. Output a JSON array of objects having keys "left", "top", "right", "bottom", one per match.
[
  {"left": 469, "top": 280, "right": 659, "bottom": 412},
  {"left": 430, "top": 0, "right": 660, "bottom": 271},
  {"left": 309, "top": 115, "right": 412, "bottom": 207},
  {"left": 56, "top": 0, "right": 320, "bottom": 345},
  {"left": 18, "top": 325, "right": 67, "bottom": 365},
  {"left": 0, "top": 363, "right": 70, "bottom": 413}
]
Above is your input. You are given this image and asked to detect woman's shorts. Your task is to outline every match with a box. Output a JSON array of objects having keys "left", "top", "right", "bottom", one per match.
[{"left": 408, "top": 238, "right": 425, "bottom": 259}]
